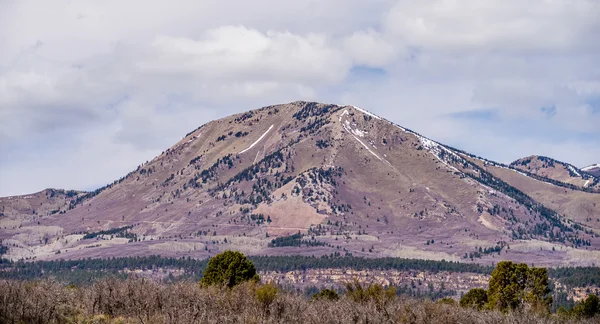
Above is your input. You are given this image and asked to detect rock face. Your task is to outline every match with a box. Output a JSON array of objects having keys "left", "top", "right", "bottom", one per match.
[{"left": 1, "top": 101, "right": 599, "bottom": 265}]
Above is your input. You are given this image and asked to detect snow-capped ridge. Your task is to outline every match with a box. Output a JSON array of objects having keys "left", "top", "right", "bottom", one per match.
[
  {"left": 582, "top": 164, "right": 600, "bottom": 171},
  {"left": 352, "top": 105, "right": 382, "bottom": 120},
  {"left": 345, "top": 103, "right": 598, "bottom": 192}
]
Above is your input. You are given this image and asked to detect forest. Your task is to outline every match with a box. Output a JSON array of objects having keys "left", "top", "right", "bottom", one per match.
[{"left": 1, "top": 255, "right": 599, "bottom": 288}]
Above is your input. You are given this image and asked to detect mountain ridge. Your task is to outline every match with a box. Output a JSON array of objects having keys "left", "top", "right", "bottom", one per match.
[
  {"left": 1, "top": 101, "right": 598, "bottom": 266},
  {"left": 582, "top": 164, "right": 600, "bottom": 178}
]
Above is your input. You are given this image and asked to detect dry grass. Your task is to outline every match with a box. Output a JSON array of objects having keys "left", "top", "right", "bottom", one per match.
[{"left": 0, "top": 278, "right": 597, "bottom": 324}]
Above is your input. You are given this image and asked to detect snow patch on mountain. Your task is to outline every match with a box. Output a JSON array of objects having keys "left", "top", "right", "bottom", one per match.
[
  {"left": 338, "top": 109, "right": 349, "bottom": 122},
  {"left": 340, "top": 109, "right": 386, "bottom": 162},
  {"left": 239, "top": 125, "right": 274, "bottom": 154},
  {"left": 352, "top": 106, "right": 381, "bottom": 120},
  {"left": 388, "top": 124, "right": 462, "bottom": 173},
  {"left": 344, "top": 124, "right": 382, "bottom": 161},
  {"left": 582, "top": 164, "right": 600, "bottom": 171},
  {"left": 351, "top": 128, "right": 366, "bottom": 138},
  {"left": 567, "top": 165, "right": 581, "bottom": 177}
]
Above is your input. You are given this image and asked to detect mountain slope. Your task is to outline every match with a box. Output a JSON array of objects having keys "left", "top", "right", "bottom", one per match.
[
  {"left": 511, "top": 155, "right": 599, "bottom": 189},
  {"left": 1, "top": 102, "right": 598, "bottom": 265},
  {"left": 0, "top": 189, "right": 82, "bottom": 228}
]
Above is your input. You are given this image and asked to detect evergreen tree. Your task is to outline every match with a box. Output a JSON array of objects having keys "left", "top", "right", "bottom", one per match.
[
  {"left": 460, "top": 288, "right": 488, "bottom": 310},
  {"left": 572, "top": 294, "right": 600, "bottom": 318},
  {"left": 486, "top": 261, "right": 551, "bottom": 312},
  {"left": 200, "top": 251, "right": 259, "bottom": 288}
]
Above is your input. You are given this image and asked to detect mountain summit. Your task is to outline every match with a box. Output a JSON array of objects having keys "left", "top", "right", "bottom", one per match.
[{"left": 1, "top": 102, "right": 599, "bottom": 265}]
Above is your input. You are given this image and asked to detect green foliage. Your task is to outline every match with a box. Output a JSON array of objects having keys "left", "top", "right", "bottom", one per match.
[
  {"left": 200, "top": 251, "right": 259, "bottom": 288},
  {"left": 486, "top": 261, "right": 551, "bottom": 312},
  {"left": 82, "top": 225, "right": 135, "bottom": 240},
  {"left": 268, "top": 232, "right": 328, "bottom": 248},
  {"left": 250, "top": 255, "right": 493, "bottom": 274},
  {"left": 255, "top": 282, "right": 279, "bottom": 310},
  {"left": 549, "top": 266, "right": 600, "bottom": 288},
  {"left": 436, "top": 297, "right": 457, "bottom": 306},
  {"left": 460, "top": 288, "right": 488, "bottom": 310},
  {"left": 292, "top": 102, "right": 339, "bottom": 121},
  {"left": 571, "top": 294, "right": 600, "bottom": 318},
  {"left": 315, "top": 139, "right": 330, "bottom": 149},
  {"left": 312, "top": 288, "right": 339, "bottom": 301},
  {"left": 345, "top": 279, "right": 396, "bottom": 310}
]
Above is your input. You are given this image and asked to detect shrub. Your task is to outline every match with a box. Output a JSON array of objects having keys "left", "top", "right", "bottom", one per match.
[
  {"left": 200, "top": 251, "right": 259, "bottom": 288},
  {"left": 255, "top": 282, "right": 279, "bottom": 311},
  {"left": 344, "top": 279, "right": 396, "bottom": 310},
  {"left": 460, "top": 288, "right": 488, "bottom": 310},
  {"left": 437, "top": 297, "right": 457, "bottom": 306},
  {"left": 312, "top": 288, "right": 339, "bottom": 301}
]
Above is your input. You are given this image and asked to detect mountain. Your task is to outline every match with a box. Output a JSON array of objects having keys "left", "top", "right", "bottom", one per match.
[
  {"left": 1, "top": 102, "right": 599, "bottom": 266},
  {"left": 510, "top": 156, "right": 598, "bottom": 189},
  {"left": 582, "top": 164, "right": 600, "bottom": 178}
]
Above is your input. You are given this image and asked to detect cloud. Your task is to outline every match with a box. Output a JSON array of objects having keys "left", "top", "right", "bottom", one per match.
[
  {"left": 1, "top": 0, "right": 599, "bottom": 196},
  {"left": 343, "top": 29, "right": 400, "bottom": 67},
  {"left": 143, "top": 26, "right": 351, "bottom": 84},
  {"left": 385, "top": 0, "right": 600, "bottom": 54}
]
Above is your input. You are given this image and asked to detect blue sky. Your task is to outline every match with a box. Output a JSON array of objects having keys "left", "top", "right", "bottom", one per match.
[{"left": 1, "top": 0, "right": 599, "bottom": 196}]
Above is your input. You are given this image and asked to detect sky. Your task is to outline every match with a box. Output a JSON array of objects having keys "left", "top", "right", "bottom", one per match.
[{"left": 1, "top": 0, "right": 599, "bottom": 196}]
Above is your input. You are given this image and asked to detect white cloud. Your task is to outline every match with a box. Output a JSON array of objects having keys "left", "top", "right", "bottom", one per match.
[
  {"left": 385, "top": 0, "right": 600, "bottom": 53},
  {"left": 143, "top": 26, "right": 351, "bottom": 83},
  {"left": 1, "top": 0, "right": 599, "bottom": 196},
  {"left": 343, "top": 29, "right": 400, "bottom": 67}
]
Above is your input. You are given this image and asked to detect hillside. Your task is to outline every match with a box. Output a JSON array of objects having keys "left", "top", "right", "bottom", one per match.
[
  {"left": 511, "top": 156, "right": 598, "bottom": 189},
  {"left": 0, "top": 189, "right": 82, "bottom": 231},
  {"left": 1, "top": 102, "right": 599, "bottom": 266}
]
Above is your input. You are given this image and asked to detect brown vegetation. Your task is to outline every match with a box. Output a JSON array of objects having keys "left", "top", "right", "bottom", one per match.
[{"left": 1, "top": 277, "right": 599, "bottom": 324}]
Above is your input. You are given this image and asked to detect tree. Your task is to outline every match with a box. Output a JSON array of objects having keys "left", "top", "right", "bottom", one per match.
[
  {"left": 200, "top": 251, "right": 259, "bottom": 288},
  {"left": 525, "top": 266, "right": 552, "bottom": 312},
  {"left": 572, "top": 294, "right": 600, "bottom": 318},
  {"left": 486, "top": 261, "right": 551, "bottom": 312},
  {"left": 460, "top": 288, "right": 488, "bottom": 310}
]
